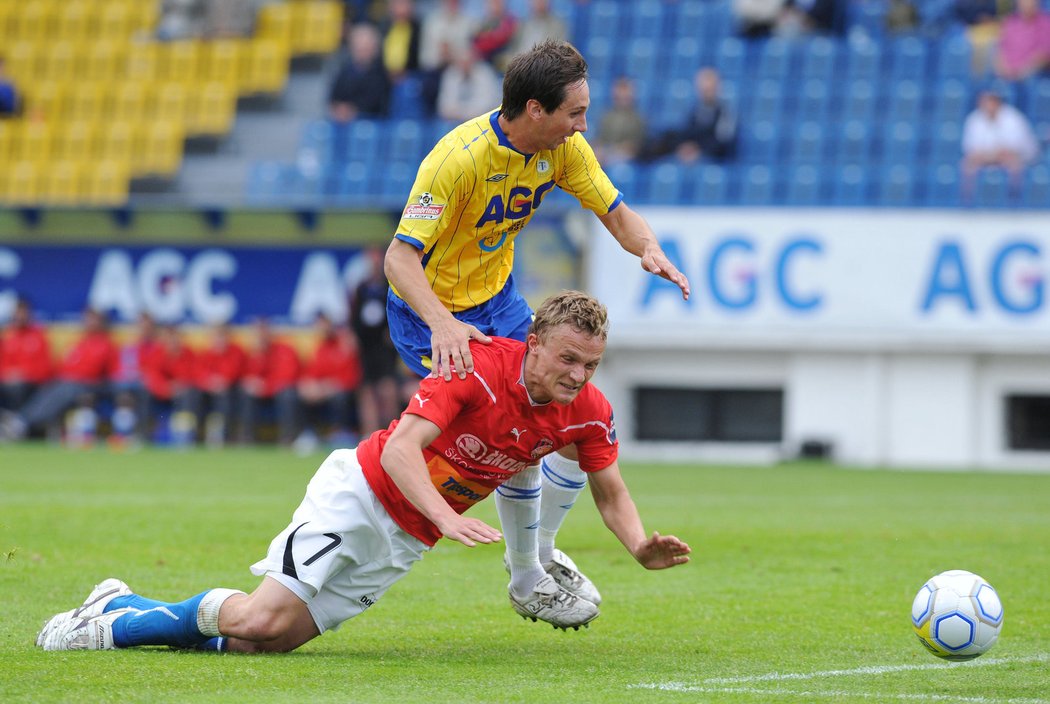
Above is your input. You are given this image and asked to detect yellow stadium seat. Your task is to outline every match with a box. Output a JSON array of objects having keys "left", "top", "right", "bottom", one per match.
[
  {"left": 256, "top": 3, "right": 293, "bottom": 43},
  {"left": 56, "top": 2, "right": 95, "bottom": 42},
  {"left": 3, "top": 160, "right": 43, "bottom": 205},
  {"left": 41, "top": 160, "right": 85, "bottom": 206},
  {"left": 99, "top": 1, "right": 132, "bottom": 40},
  {"left": 83, "top": 159, "right": 131, "bottom": 206},
  {"left": 150, "top": 82, "right": 190, "bottom": 128},
  {"left": 201, "top": 38, "right": 247, "bottom": 91},
  {"left": 125, "top": 42, "right": 160, "bottom": 82},
  {"left": 0, "top": 121, "right": 14, "bottom": 162},
  {"left": 39, "top": 43, "right": 78, "bottom": 82},
  {"left": 112, "top": 83, "right": 151, "bottom": 123},
  {"left": 291, "top": 1, "right": 343, "bottom": 56},
  {"left": 83, "top": 42, "right": 128, "bottom": 82},
  {"left": 0, "top": 4, "right": 16, "bottom": 42},
  {"left": 100, "top": 122, "right": 141, "bottom": 166},
  {"left": 139, "top": 120, "right": 185, "bottom": 176},
  {"left": 10, "top": 122, "right": 54, "bottom": 164},
  {"left": 243, "top": 38, "right": 290, "bottom": 95},
  {"left": 68, "top": 84, "right": 108, "bottom": 124},
  {"left": 127, "top": 0, "right": 159, "bottom": 36},
  {"left": 11, "top": 1, "right": 59, "bottom": 44},
  {"left": 157, "top": 40, "right": 202, "bottom": 83},
  {"left": 5, "top": 41, "right": 40, "bottom": 84},
  {"left": 186, "top": 81, "right": 236, "bottom": 136},
  {"left": 23, "top": 81, "right": 70, "bottom": 123},
  {"left": 54, "top": 121, "right": 101, "bottom": 162}
]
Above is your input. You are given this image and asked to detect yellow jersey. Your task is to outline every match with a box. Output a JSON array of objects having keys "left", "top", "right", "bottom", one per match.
[{"left": 392, "top": 110, "right": 622, "bottom": 312}]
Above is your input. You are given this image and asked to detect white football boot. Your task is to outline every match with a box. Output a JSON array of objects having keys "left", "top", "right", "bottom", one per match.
[
  {"left": 40, "top": 608, "right": 135, "bottom": 651},
  {"left": 508, "top": 574, "right": 599, "bottom": 630},
  {"left": 36, "top": 578, "right": 133, "bottom": 647},
  {"left": 543, "top": 548, "right": 602, "bottom": 606}
]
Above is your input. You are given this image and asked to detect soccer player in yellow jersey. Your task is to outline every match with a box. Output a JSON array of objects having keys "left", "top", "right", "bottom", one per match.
[{"left": 384, "top": 39, "right": 690, "bottom": 628}]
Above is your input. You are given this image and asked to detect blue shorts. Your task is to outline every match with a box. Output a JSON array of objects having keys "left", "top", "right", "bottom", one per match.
[{"left": 387, "top": 275, "right": 534, "bottom": 378}]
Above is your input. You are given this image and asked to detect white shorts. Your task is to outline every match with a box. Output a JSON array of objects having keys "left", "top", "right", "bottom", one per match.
[{"left": 250, "top": 448, "right": 430, "bottom": 633}]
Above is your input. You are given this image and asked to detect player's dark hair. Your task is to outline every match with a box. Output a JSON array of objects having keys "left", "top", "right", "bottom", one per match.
[
  {"left": 530, "top": 290, "right": 608, "bottom": 342},
  {"left": 500, "top": 40, "right": 588, "bottom": 121}
]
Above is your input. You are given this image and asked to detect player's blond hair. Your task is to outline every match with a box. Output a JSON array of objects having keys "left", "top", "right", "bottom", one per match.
[{"left": 529, "top": 290, "right": 609, "bottom": 343}]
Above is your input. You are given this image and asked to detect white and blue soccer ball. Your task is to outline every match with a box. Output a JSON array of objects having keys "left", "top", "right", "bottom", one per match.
[{"left": 911, "top": 570, "right": 1003, "bottom": 661}]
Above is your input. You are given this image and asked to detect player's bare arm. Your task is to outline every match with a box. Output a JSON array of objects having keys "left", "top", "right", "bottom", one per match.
[
  {"left": 384, "top": 239, "right": 492, "bottom": 380},
  {"left": 597, "top": 203, "right": 691, "bottom": 301},
  {"left": 587, "top": 460, "right": 691, "bottom": 570},
  {"left": 380, "top": 413, "right": 502, "bottom": 547}
]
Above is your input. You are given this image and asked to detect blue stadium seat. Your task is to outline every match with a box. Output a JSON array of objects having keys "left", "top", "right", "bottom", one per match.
[
  {"left": 789, "top": 121, "right": 826, "bottom": 164},
  {"left": 338, "top": 161, "right": 373, "bottom": 203},
  {"left": 831, "top": 163, "right": 870, "bottom": 206},
  {"left": 876, "top": 164, "right": 916, "bottom": 206},
  {"left": 888, "top": 80, "right": 924, "bottom": 123},
  {"left": 388, "top": 119, "right": 424, "bottom": 164},
  {"left": 794, "top": 79, "right": 830, "bottom": 121},
  {"left": 842, "top": 79, "right": 876, "bottom": 122},
  {"left": 785, "top": 164, "right": 822, "bottom": 205},
  {"left": 739, "top": 120, "right": 780, "bottom": 164},
  {"left": 845, "top": 38, "right": 882, "bottom": 81},
  {"left": 934, "top": 78, "right": 970, "bottom": 123},
  {"left": 590, "top": 0, "right": 624, "bottom": 41},
  {"left": 605, "top": 161, "right": 640, "bottom": 202},
  {"left": 880, "top": 121, "right": 919, "bottom": 168},
  {"left": 928, "top": 120, "right": 962, "bottom": 167},
  {"left": 299, "top": 119, "right": 334, "bottom": 155},
  {"left": 688, "top": 164, "right": 729, "bottom": 205},
  {"left": 584, "top": 35, "right": 615, "bottom": 80},
  {"left": 800, "top": 37, "right": 838, "bottom": 83},
  {"left": 246, "top": 160, "right": 291, "bottom": 203},
  {"left": 974, "top": 168, "right": 1010, "bottom": 208},
  {"left": 748, "top": 79, "right": 784, "bottom": 122},
  {"left": 389, "top": 75, "right": 425, "bottom": 120},
  {"left": 1022, "top": 164, "right": 1050, "bottom": 209},
  {"left": 646, "top": 161, "right": 685, "bottom": 205},
  {"left": 668, "top": 36, "right": 702, "bottom": 80},
  {"left": 757, "top": 38, "right": 795, "bottom": 80},
  {"left": 888, "top": 36, "right": 928, "bottom": 80},
  {"left": 378, "top": 161, "right": 415, "bottom": 205},
  {"left": 924, "top": 164, "right": 961, "bottom": 207},
  {"left": 1025, "top": 77, "right": 1050, "bottom": 122},
  {"left": 937, "top": 34, "right": 973, "bottom": 80},
  {"left": 739, "top": 165, "right": 775, "bottom": 205},
  {"left": 347, "top": 120, "right": 381, "bottom": 163},
  {"left": 652, "top": 78, "right": 692, "bottom": 132},
  {"left": 624, "top": 37, "right": 658, "bottom": 83},
  {"left": 716, "top": 36, "right": 746, "bottom": 81},
  {"left": 833, "top": 120, "right": 873, "bottom": 166},
  {"left": 627, "top": 0, "right": 665, "bottom": 39}
]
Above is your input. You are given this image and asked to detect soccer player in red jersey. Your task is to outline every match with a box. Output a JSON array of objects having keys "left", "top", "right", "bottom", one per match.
[{"left": 37, "top": 291, "right": 690, "bottom": 653}]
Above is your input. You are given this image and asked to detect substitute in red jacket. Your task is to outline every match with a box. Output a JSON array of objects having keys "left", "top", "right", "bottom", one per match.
[
  {"left": 237, "top": 318, "right": 300, "bottom": 445},
  {"left": 296, "top": 313, "right": 363, "bottom": 444},
  {"left": 0, "top": 308, "right": 116, "bottom": 440},
  {"left": 0, "top": 297, "right": 53, "bottom": 412},
  {"left": 176, "top": 323, "right": 246, "bottom": 446}
]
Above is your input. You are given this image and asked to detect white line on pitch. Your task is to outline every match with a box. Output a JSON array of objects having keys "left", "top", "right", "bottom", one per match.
[{"left": 630, "top": 685, "right": 1050, "bottom": 704}]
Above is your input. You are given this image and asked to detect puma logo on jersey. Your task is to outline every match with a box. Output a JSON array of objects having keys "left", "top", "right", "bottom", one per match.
[
  {"left": 510, "top": 427, "right": 527, "bottom": 440},
  {"left": 414, "top": 393, "right": 429, "bottom": 407}
]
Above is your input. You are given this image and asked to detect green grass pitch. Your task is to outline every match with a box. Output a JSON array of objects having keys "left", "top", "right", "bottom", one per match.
[{"left": 1, "top": 444, "right": 1048, "bottom": 703}]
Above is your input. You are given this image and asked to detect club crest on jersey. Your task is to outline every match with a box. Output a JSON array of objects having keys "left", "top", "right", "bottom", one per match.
[
  {"left": 486, "top": 173, "right": 509, "bottom": 182},
  {"left": 530, "top": 438, "right": 555, "bottom": 459},
  {"left": 536, "top": 159, "right": 550, "bottom": 174},
  {"left": 403, "top": 192, "right": 445, "bottom": 220},
  {"left": 455, "top": 433, "right": 488, "bottom": 461}
]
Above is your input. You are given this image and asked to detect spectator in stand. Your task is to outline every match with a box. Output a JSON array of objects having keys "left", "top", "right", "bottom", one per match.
[
  {"left": 437, "top": 46, "right": 503, "bottom": 122},
  {"left": 328, "top": 23, "right": 391, "bottom": 123},
  {"left": 0, "top": 297, "right": 52, "bottom": 413},
  {"left": 381, "top": 0, "right": 422, "bottom": 83},
  {"left": 961, "top": 87, "right": 1040, "bottom": 202},
  {"left": 419, "top": 0, "right": 478, "bottom": 114},
  {"left": 995, "top": 0, "right": 1050, "bottom": 81},
  {"left": 472, "top": 0, "right": 518, "bottom": 68},
  {"left": 349, "top": 247, "right": 401, "bottom": 436},
  {"left": 885, "top": 0, "right": 921, "bottom": 33},
  {"left": 156, "top": 0, "right": 205, "bottom": 40},
  {"left": 955, "top": 0, "right": 1008, "bottom": 76},
  {"left": 0, "top": 55, "right": 20, "bottom": 117},
  {"left": 732, "top": 0, "right": 788, "bottom": 38},
  {"left": 237, "top": 318, "right": 300, "bottom": 446},
  {"left": 141, "top": 325, "right": 196, "bottom": 442},
  {"left": 593, "top": 76, "right": 648, "bottom": 166},
  {"left": 178, "top": 323, "right": 246, "bottom": 447},
  {"left": 295, "top": 313, "right": 362, "bottom": 450},
  {"left": 777, "top": 0, "right": 842, "bottom": 36},
  {"left": 108, "top": 313, "right": 160, "bottom": 443},
  {"left": 645, "top": 67, "right": 737, "bottom": 164},
  {"left": 509, "top": 0, "right": 567, "bottom": 58},
  {"left": 201, "top": 0, "right": 261, "bottom": 38},
  {"left": 0, "top": 308, "right": 116, "bottom": 441}
]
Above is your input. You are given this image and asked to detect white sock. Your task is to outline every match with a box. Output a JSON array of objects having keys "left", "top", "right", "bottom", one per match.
[
  {"left": 495, "top": 464, "right": 544, "bottom": 597},
  {"left": 538, "top": 453, "right": 588, "bottom": 565},
  {"left": 196, "top": 588, "right": 245, "bottom": 637}
]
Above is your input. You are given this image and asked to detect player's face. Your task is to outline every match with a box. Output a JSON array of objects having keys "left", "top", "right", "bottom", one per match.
[
  {"left": 524, "top": 324, "right": 605, "bottom": 405},
  {"left": 536, "top": 79, "right": 590, "bottom": 150}
]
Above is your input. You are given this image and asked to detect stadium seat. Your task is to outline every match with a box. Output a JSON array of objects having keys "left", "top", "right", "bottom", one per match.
[
  {"left": 604, "top": 161, "right": 639, "bottom": 203},
  {"left": 937, "top": 34, "right": 972, "bottom": 80},
  {"left": 668, "top": 36, "right": 701, "bottom": 80},
  {"left": 125, "top": 43, "right": 160, "bottom": 82},
  {"left": 378, "top": 162, "right": 416, "bottom": 205},
  {"left": 56, "top": 2, "right": 93, "bottom": 43},
  {"left": 81, "top": 159, "right": 130, "bottom": 206},
  {"left": 627, "top": 0, "right": 665, "bottom": 40},
  {"left": 880, "top": 121, "right": 919, "bottom": 168},
  {"left": 974, "top": 168, "right": 1010, "bottom": 208},
  {"left": 256, "top": 2, "right": 293, "bottom": 43},
  {"left": 346, "top": 120, "right": 381, "bottom": 163},
  {"left": 831, "top": 163, "right": 870, "bottom": 206},
  {"left": 758, "top": 38, "right": 794, "bottom": 80},
  {"left": 845, "top": 38, "right": 882, "bottom": 81},
  {"left": 739, "top": 165, "right": 775, "bottom": 205},
  {"left": 934, "top": 78, "right": 970, "bottom": 123},
  {"left": 1022, "top": 165, "right": 1050, "bottom": 209},
  {"left": 138, "top": 120, "right": 185, "bottom": 176},
  {"left": 389, "top": 75, "right": 426, "bottom": 120},
  {"left": 3, "top": 160, "right": 42, "bottom": 205},
  {"left": 100, "top": 122, "right": 139, "bottom": 166},
  {"left": 187, "top": 81, "right": 237, "bottom": 137},
  {"left": 652, "top": 78, "right": 692, "bottom": 132},
  {"left": 41, "top": 160, "right": 84, "bottom": 206},
  {"left": 928, "top": 121, "right": 962, "bottom": 168},
  {"left": 887, "top": 36, "right": 928, "bottom": 81},
  {"left": 875, "top": 164, "right": 916, "bottom": 207},
  {"left": 24, "top": 81, "right": 70, "bottom": 122},
  {"left": 800, "top": 37, "right": 838, "bottom": 83},
  {"left": 243, "top": 38, "right": 290, "bottom": 95},
  {"left": 246, "top": 160, "right": 291, "bottom": 202},
  {"left": 785, "top": 164, "right": 822, "bottom": 205},
  {"left": 201, "top": 39, "right": 247, "bottom": 92},
  {"left": 289, "top": 0, "right": 343, "bottom": 56},
  {"left": 39, "top": 43, "right": 76, "bottom": 82},
  {"left": 338, "top": 161, "right": 373, "bottom": 203},
  {"left": 832, "top": 120, "right": 873, "bottom": 166},
  {"left": 888, "top": 80, "right": 924, "bottom": 123},
  {"left": 112, "top": 83, "right": 151, "bottom": 123},
  {"left": 54, "top": 121, "right": 100, "bottom": 163},
  {"left": 583, "top": 35, "right": 614, "bottom": 81},
  {"left": 10, "top": 122, "right": 54, "bottom": 164},
  {"left": 924, "top": 164, "right": 961, "bottom": 207},
  {"left": 739, "top": 120, "right": 780, "bottom": 165},
  {"left": 794, "top": 80, "right": 830, "bottom": 122},
  {"left": 688, "top": 164, "right": 729, "bottom": 205},
  {"left": 748, "top": 79, "right": 785, "bottom": 122},
  {"left": 624, "top": 37, "right": 658, "bottom": 83},
  {"left": 789, "top": 121, "right": 825, "bottom": 165},
  {"left": 589, "top": 1, "right": 624, "bottom": 41},
  {"left": 156, "top": 40, "right": 201, "bottom": 83},
  {"left": 716, "top": 37, "right": 746, "bottom": 81},
  {"left": 645, "top": 162, "right": 685, "bottom": 205},
  {"left": 83, "top": 42, "right": 127, "bottom": 83},
  {"left": 389, "top": 119, "right": 425, "bottom": 163}
]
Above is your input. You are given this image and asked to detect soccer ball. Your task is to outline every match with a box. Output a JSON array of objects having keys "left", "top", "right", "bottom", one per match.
[{"left": 911, "top": 570, "right": 1003, "bottom": 661}]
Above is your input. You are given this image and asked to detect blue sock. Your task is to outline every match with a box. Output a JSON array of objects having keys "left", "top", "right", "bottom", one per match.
[
  {"left": 105, "top": 594, "right": 168, "bottom": 613},
  {"left": 111, "top": 591, "right": 210, "bottom": 648},
  {"left": 196, "top": 637, "right": 226, "bottom": 652}
]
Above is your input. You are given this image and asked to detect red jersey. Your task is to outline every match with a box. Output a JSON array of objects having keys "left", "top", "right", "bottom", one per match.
[
  {"left": 358, "top": 338, "right": 618, "bottom": 546},
  {"left": 242, "top": 341, "right": 300, "bottom": 396},
  {"left": 301, "top": 335, "right": 362, "bottom": 391},
  {"left": 0, "top": 324, "right": 52, "bottom": 384},
  {"left": 58, "top": 331, "right": 117, "bottom": 383},
  {"left": 142, "top": 343, "right": 196, "bottom": 400},
  {"left": 193, "top": 341, "right": 246, "bottom": 392}
]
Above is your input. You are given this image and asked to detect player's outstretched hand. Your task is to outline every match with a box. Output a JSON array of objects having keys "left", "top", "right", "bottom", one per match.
[
  {"left": 640, "top": 247, "right": 691, "bottom": 301},
  {"left": 436, "top": 514, "right": 503, "bottom": 547},
  {"left": 633, "top": 531, "right": 691, "bottom": 570},
  {"left": 430, "top": 319, "right": 492, "bottom": 381}
]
